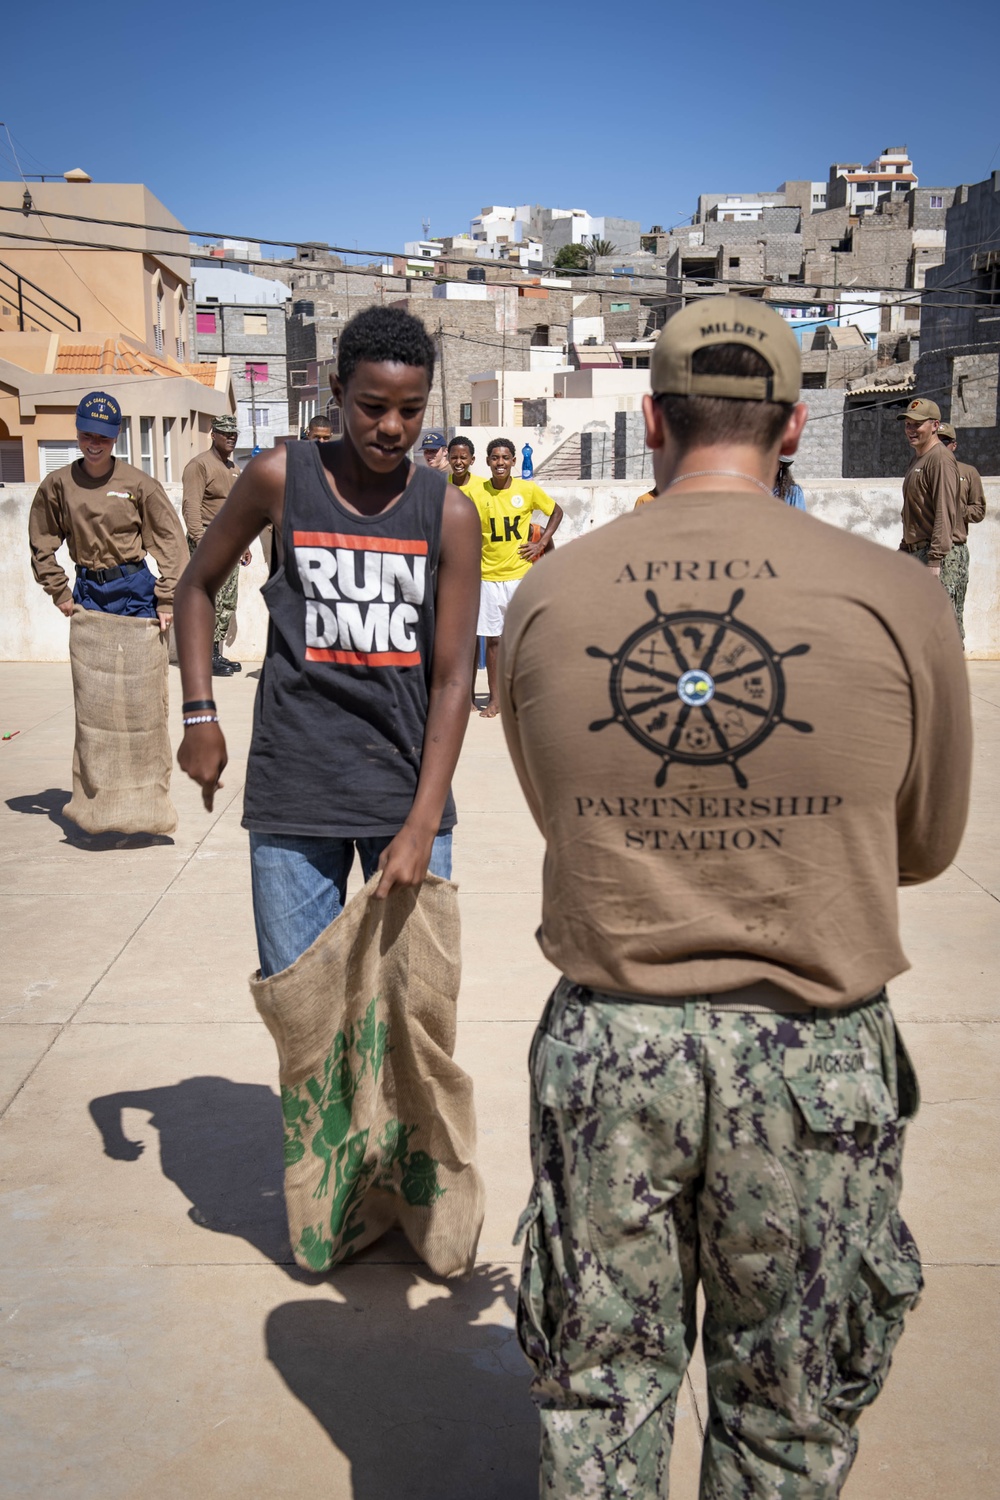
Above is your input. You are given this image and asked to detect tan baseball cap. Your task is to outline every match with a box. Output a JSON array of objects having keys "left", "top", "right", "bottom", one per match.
[
  {"left": 650, "top": 296, "right": 801, "bottom": 404},
  {"left": 938, "top": 422, "right": 956, "bottom": 441},
  {"left": 896, "top": 397, "right": 941, "bottom": 422}
]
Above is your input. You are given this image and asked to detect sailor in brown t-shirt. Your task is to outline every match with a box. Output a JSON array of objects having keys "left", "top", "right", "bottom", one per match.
[
  {"left": 29, "top": 390, "right": 185, "bottom": 626},
  {"left": 181, "top": 414, "right": 247, "bottom": 675},
  {"left": 897, "top": 396, "right": 961, "bottom": 585},
  {"left": 500, "top": 299, "right": 971, "bottom": 1499},
  {"left": 938, "top": 422, "right": 986, "bottom": 642}
]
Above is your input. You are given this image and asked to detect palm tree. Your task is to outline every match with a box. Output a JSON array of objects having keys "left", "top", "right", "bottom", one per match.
[{"left": 585, "top": 236, "right": 617, "bottom": 264}]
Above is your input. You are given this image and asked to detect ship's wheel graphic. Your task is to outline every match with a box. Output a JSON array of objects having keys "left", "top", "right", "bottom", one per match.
[{"left": 587, "top": 589, "right": 813, "bottom": 788}]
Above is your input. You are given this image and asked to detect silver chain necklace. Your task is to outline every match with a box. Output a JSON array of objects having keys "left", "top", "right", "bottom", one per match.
[{"left": 666, "top": 469, "right": 773, "bottom": 496}]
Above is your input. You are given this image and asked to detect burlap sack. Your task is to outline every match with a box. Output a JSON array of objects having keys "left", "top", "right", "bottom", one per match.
[
  {"left": 251, "top": 873, "right": 484, "bottom": 1278},
  {"left": 66, "top": 609, "right": 177, "bottom": 836}
]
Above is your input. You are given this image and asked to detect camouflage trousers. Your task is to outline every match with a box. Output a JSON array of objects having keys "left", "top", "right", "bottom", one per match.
[
  {"left": 940, "top": 542, "right": 969, "bottom": 642},
  {"left": 515, "top": 978, "right": 922, "bottom": 1499},
  {"left": 910, "top": 542, "right": 968, "bottom": 641},
  {"left": 187, "top": 536, "right": 239, "bottom": 646}
]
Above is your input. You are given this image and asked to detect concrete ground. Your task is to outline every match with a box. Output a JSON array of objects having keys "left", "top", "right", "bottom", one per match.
[{"left": 0, "top": 661, "right": 997, "bottom": 1499}]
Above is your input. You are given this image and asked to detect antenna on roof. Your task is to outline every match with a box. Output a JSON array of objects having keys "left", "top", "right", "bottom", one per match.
[{"left": 422, "top": 217, "right": 431, "bottom": 240}]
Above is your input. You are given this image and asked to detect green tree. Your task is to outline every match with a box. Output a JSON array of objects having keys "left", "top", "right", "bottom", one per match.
[{"left": 554, "top": 243, "right": 588, "bottom": 270}]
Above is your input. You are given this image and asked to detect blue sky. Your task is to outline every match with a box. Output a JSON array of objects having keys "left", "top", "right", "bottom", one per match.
[{"left": 2, "top": 0, "right": 998, "bottom": 258}]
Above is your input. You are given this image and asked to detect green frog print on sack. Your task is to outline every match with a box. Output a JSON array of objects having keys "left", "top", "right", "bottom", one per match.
[{"left": 279, "top": 995, "right": 444, "bottom": 1270}]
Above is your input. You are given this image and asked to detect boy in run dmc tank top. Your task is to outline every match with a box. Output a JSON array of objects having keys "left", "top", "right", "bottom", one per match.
[{"left": 174, "top": 306, "right": 482, "bottom": 977}]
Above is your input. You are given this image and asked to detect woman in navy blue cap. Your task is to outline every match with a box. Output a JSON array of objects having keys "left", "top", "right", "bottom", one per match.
[
  {"left": 28, "top": 391, "right": 188, "bottom": 836},
  {"left": 28, "top": 390, "right": 186, "bottom": 627}
]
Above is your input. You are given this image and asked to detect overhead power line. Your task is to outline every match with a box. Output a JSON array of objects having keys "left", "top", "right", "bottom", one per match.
[
  {"left": 0, "top": 224, "right": 988, "bottom": 321},
  {"left": 0, "top": 200, "right": 995, "bottom": 300}
]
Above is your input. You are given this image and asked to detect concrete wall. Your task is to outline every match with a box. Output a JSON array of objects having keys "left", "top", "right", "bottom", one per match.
[
  {"left": 3, "top": 477, "right": 997, "bottom": 662},
  {"left": 914, "top": 344, "right": 1000, "bottom": 474},
  {"left": 923, "top": 172, "right": 1000, "bottom": 352},
  {"left": 0, "top": 483, "right": 270, "bottom": 664}
]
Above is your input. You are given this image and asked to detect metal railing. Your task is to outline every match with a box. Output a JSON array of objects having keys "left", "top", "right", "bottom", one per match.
[{"left": 0, "top": 259, "right": 81, "bottom": 332}]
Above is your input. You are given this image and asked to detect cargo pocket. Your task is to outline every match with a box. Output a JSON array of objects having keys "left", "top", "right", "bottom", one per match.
[
  {"left": 532, "top": 1032, "right": 599, "bottom": 1114},
  {"left": 513, "top": 1196, "right": 559, "bottom": 1371},
  {"left": 829, "top": 1216, "right": 923, "bottom": 1417},
  {"left": 783, "top": 1044, "right": 896, "bottom": 1138}
]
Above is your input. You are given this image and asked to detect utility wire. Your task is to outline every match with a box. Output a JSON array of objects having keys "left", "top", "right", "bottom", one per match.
[
  {"left": 2, "top": 199, "right": 997, "bottom": 300},
  {"left": 0, "top": 225, "right": 987, "bottom": 322}
]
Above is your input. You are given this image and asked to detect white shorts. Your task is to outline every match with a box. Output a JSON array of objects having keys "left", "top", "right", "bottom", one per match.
[{"left": 477, "top": 578, "right": 521, "bottom": 637}]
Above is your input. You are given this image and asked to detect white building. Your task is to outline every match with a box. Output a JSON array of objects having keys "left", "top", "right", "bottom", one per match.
[
  {"left": 700, "top": 193, "right": 786, "bottom": 223},
  {"left": 191, "top": 265, "right": 290, "bottom": 306},
  {"left": 467, "top": 208, "right": 543, "bottom": 268},
  {"left": 403, "top": 240, "right": 443, "bottom": 261},
  {"left": 829, "top": 147, "right": 917, "bottom": 217},
  {"left": 470, "top": 205, "right": 532, "bottom": 246},
  {"left": 472, "top": 204, "right": 640, "bottom": 264}
]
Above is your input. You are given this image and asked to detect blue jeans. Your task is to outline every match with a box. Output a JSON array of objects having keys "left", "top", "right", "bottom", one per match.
[
  {"left": 73, "top": 561, "right": 158, "bottom": 617},
  {"left": 249, "top": 830, "right": 453, "bottom": 978}
]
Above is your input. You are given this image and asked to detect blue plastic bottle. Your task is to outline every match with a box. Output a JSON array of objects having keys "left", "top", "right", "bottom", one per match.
[{"left": 521, "top": 443, "right": 533, "bottom": 480}]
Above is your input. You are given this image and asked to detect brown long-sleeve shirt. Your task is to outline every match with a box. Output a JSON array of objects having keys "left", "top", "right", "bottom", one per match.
[
  {"left": 954, "top": 459, "right": 987, "bottom": 543},
  {"left": 500, "top": 492, "right": 972, "bottom": 1010},
  {"left": 181, "top": 445, "right": 240, "bottom": 543},
  {"left": 901, "top": 441, "right": 961, "bottom": 563},
  {"left": 28, "top": 459, "right": 187, "bottom": 607}
]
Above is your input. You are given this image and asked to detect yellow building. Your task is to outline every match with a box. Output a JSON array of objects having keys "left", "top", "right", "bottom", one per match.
[{"left": 0, "top": 177, "right": 234, "bottom": 482}]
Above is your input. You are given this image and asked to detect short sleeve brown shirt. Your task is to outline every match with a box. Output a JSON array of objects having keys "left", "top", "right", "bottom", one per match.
[{"left": 500, "top": 493, "right": 971, "bottom": 1010}]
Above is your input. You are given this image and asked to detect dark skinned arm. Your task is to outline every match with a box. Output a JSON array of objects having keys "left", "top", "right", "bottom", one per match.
[
  {"left": 375, "top": 485, "right": 481, "bottom": 898},
  {"left": 519, "top": 501, "right": 564, "bottom": 562},
  {"left": 174, "top": 446, "right": 287, "bottom": 810}
]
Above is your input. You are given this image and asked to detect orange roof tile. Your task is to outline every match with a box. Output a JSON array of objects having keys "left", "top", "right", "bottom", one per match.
[
  {"left": 184, "top": 362, "right": 218, "bottom": 386},
  {"left": 54, "top": 345, "right": 103, "bottom": 373},
  {"left": 54, "top": 338, "right": 205, "bottom": 381}
]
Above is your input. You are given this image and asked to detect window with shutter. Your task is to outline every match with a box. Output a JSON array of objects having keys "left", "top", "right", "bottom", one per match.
[
  {"left": 40, "top": 442, "right": 80, "bottom": 474},
  {"left": 0, "top": 440, "right": 25, "bottom": 483}
]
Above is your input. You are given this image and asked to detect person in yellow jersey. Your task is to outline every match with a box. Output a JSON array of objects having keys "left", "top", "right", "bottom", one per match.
[
  {"left": 446, "top": 436, "right": 485, "bottom": 499},
  {"left": 633, "top": 485, "right": 658, "bottom": 508},
  {"left": 448, "top": 436, "right": 489, "bottom": 710},
  {"left": 476, "top": 437, "right": 563, "bottom": 717}
]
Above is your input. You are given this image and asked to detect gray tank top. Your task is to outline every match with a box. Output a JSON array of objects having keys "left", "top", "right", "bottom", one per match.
[{"left": 242, "top": 442, "right": 455, "bottom": 838}]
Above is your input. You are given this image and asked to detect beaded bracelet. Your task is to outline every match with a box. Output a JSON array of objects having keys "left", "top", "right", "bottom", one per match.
[
  {"left": 182, "top": 714, "right": 220, "bottom": 727},
  {"left": 182, "top": 699, "right": 216, "bottom": 713}
]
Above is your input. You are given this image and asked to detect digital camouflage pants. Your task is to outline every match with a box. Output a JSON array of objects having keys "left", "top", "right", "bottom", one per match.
[
  {"left": 911, "top": 542, "right": 968, "bottom": 641},
  {"left": 940, "top": 542, "right": 970, "bottom": 641},
  {"left": 515, "top": 979, "right": 922, "bottom": 1499},
  {"left": 187, "top": 535, "right": 239, "bottom": 646}
]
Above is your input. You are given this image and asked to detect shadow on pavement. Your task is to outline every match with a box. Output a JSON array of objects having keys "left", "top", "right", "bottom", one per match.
[
  {"left": 88, "top": 1075, "right": 303, "bottom": 1273},
  {"left": 5, "top": 787, "right": 175, "bottom": 849},
  {"left": 267, "top": 1263, "right": 538, "bottom": 1500}
]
